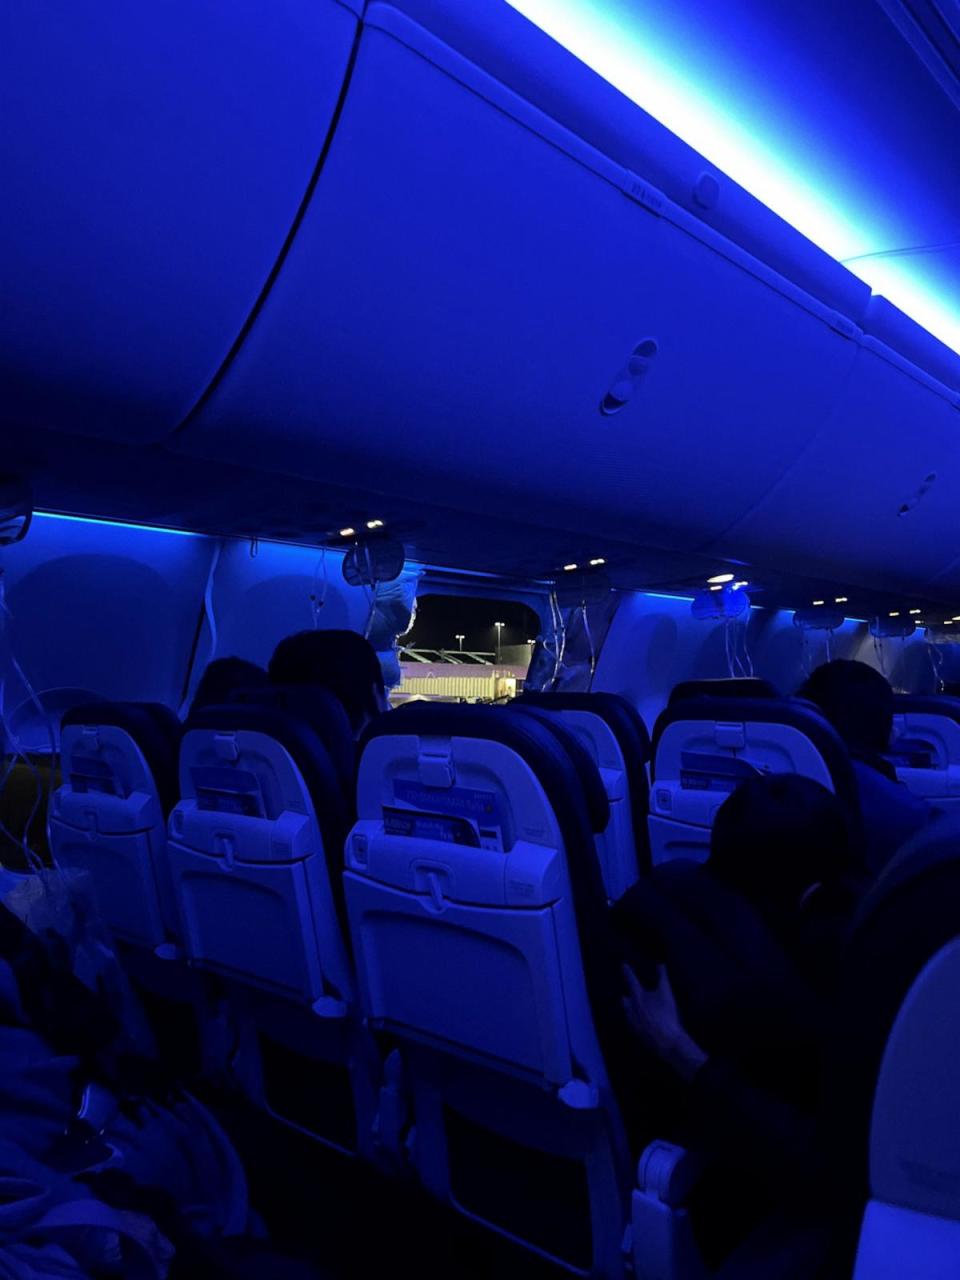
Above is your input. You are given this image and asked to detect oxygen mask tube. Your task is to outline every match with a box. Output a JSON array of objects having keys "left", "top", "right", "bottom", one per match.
[
  {"left": 178, "top": 539, "right": 223, "bottom": 718},
  {"left": 928, "top": 638, "right": 944, "bottom": 692},
  {"left": 311, "top": 548, "right": 328, "bottom": 627},
  {"left": 547, "top": 589, "right": 566, "bottom": 690},
  {"left": 581, "top": 601, "right": 597, "bottom": 681},
  {"left": 362, "top": 544, "right": 379, "bottom": 640}
]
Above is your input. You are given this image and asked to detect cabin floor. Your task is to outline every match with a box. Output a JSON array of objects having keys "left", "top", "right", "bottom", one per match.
[{"left": 220, "top": 1097, "right": 566, "bottom": 1279}]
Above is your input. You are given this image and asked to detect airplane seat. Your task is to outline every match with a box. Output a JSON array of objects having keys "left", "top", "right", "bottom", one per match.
[
  {"left": 649, "top": 697, "right": 859, "bottom": 866},
  {"left": 517, "top": 691, "right": 652, "bottom": 897},
  {"left": 50, "top": 701, "right": 180, "bottom": 948},
  {"left": 828, "top": 817, "right": 960, "bottom": 1279},
  {"left": 886, "top": 694, "right": 960, "bottom": 812},
  {"left": 667, "top": 678, "right": 778, "bottom": 707},
  {"left": 344, "top": 701, "right": 634, "bottom": 1276},
  {"left": 167, "top": 700, "right": 378, "bottom": 1156}
]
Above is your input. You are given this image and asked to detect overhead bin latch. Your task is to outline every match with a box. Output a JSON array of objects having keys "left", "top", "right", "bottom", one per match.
[{"left": 623, "top": 172, "right": 666, "bottom": 216}]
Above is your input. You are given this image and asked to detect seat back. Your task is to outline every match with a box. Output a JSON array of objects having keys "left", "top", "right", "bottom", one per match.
[
  {"left": 49, "top": 701, "right": 179, "bottom": 948},
  {"left": 649, "top": 696, "right": 858, "bottom": 865},
  {"left": 830, "top": 820, "right": 960, "bottom": 1278},
  {"left": 167, "top": 701, "right": 353, "bottom": 1005},
  {"left": 344, "top": 701, "right": 630, "bottom": 1272},
  {"left": 887, "top": 695, "right": 960, "bottom": 810},
  {"left": 518, "top": 691, "right": 651, "bottom": 896}
]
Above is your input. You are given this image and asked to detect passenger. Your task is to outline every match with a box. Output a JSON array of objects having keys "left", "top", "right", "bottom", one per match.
[
  {"left": 616, "top": 774, "right": 864, "bottom": 1279},
  {"left": 0, "top": 899, "right": 327, "bottom": 1277},
  {"left": 798, "top": 659, "right": 931, "bottom": 873},
  {"left": 268, "top": 629, "right": 389, "bottom": 737},
  {"left": 188, "top": 656, "right": 269, "bottom": 717}
]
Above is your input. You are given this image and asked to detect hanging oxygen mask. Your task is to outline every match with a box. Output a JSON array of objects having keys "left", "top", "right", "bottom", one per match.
[
  {"left": 868, "top": 613, "right": 918, "bottom": 686},
  {"left": 533, "top": 564, "right": 614, "bottom": 692},
  {"left": 793, "top": 604, "right": 846, "bottom": 679},
  {"left": 342, "top": 535, "right": 420, "bottom": 693},
  {"left": 691, "top": 582, "right": 754, "bottom": 677}
]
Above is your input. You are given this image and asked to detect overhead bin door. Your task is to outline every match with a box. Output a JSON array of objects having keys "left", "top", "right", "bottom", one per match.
[
  {"left": 0, "top": 0, "right": 360, "bottom": 443},
  {"left": 711, "top": 344, "right": 960, "bottom": 592},
  {"left": 175, "top": 2, "right": 858, "bottom": 554}
]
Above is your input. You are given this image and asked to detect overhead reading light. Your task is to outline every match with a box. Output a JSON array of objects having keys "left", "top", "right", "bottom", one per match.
[
  {"left": 366, "top": 519, "right": 384, "bottom": 530},
  {"left": 339, "top": 527, "right": 356, "bottom": 538},
  {"left": 709, "top": 584, "right": 724, "bottom": 592},
  {"left": 563, "top": 563, "right": 578, "bottom": 571},
  {"left": 812, "top": 599, "right": 825, "bottom": 606},
  {"left": 589, "top": 557, "right": 606, "bottom": 566},
  {"left": 952, "top": 615, "right": 960, "bottom": 621},
  {"left": 909, "top": 608, "right": 921, "bottom": 615},
  {"left": 708, "top": 573, "right": 735, "bottom": 584},
  {"left": 733, "top": 580, "right": 749, "bottom": 589},
  {"left": 835, "top": 596, "right": 848, "bottom": 604},
  {"left": 889, "top": 611, "right": 900, "bottom": 617},
  {"left": 946, "top": 620, "right": 955, "bottom": 625}
]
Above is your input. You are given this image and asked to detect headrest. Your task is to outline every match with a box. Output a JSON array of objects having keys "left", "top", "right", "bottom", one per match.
[
  {"left": 61, "top": 701, "right": 180, "bottom": 814},
  {"left": 668, "top": 678, "right": 778, "bottom": 706},
  {"left": 517, "top": 691, "right": 651, "bottom": 764},
  {"left": 232, "top": 683, "right": 355, "bottom": 797},
  {"left": 508, "top": 704, "right": 610, "bottom": 834},
  {"left": 183, "top": 702, "right": 349, "bottom": 854},
  {"left": 372, "top": 699, "right": 610, "bottom": 836},
  {"left": 892, "top": 694, "right": 960, "bottom": 726},
  {"left": 652, "top": 696, "right": 860, "bottom": 819}
]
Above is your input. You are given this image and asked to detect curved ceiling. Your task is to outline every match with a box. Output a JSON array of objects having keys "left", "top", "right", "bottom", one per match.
[{"left": 508, "top": 0, "right": 960, "bottom": 352}]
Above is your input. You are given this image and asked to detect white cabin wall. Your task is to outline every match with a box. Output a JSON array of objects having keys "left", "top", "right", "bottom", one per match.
[
  {"left": 0, "top": 518, "right": 388, "bottom": 719},
  {"left": 595, "top": 590, "right": 940, "bottom": 731},
  {"left": 2, "top": 514, "right": 216, "bottom": 714}
]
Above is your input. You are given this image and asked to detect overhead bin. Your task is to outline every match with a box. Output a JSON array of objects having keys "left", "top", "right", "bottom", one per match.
[
  {"left": 381, "top": 0, "right": 873, "bottom": 328},
  {"left": 711, "top": 342, "right": 960, "bottom": 591},
  {"left": 177, "top": 1, "right": 860, "bottom": 554},
  {"left": 0, "top": 0, "right": 361, "bottom": 443}
]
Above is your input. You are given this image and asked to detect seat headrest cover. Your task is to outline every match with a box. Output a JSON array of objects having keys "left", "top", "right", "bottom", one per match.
[
  {"left": 509, "top": 704, "right": 610, "bottom": 834},
  {"left": 893, "top": 695, "right": 960, "bottom": 725},
  {"left": 184, "top": 702, "right": 349, "bottom": 852},
  {"left": 668, "top": 678, "right": 778, "bottom": 706},
  {"left": 61, "top": 701, "right": 180, "bottom": 814},
  {"left": 652, "top": 696, "right": 860, "bottom": 820},
  {"left": 517, "top": 691, "right": 651, "bottom": 763}
]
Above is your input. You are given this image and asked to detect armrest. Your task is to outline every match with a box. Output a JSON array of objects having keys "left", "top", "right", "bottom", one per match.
[
  {"left": 638, "top": 1139, "right": 710, "bottom": 1207},
  {"left": 631, "top": 1140, "right": 711, "bottom": 1280}
]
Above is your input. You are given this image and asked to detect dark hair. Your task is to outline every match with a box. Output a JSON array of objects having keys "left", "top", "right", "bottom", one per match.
[
  {"left": 268, "top": 629, "right": 385, "bottom": 731},
  {"left": 709, "top": 773, "right": 856, "bottom": 920},
  {"left": 189, "top": 657, "right": 269, "bottom": 717},
  {"left": 798, "top": 659, "right": 894, "bottom": 755}
]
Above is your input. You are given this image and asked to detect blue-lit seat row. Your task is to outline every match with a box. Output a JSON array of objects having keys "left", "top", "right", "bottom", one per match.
[{"left": 44, "top": 683, "right": 960, "bottom": 1277}]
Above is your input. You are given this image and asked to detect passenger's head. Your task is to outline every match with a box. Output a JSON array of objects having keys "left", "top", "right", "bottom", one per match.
[
  {"left": 709, "top": 774, "right": 857, "bottom": 929},
  {"left": 189, "top": 657, "right": 269, "bottom": 717},
  {"left": 268, "top": 629, "right": 387, "bottom": 736},
  {"left": 798, "top": 659, "right": 894, "bottom": 755}
]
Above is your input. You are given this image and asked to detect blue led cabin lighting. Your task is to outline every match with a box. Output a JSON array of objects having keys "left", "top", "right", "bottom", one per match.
[{"left": 508, "top": 0, "right": 960, "bottom": 353}]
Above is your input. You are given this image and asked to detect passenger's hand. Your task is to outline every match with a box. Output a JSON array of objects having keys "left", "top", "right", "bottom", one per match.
[{"left": 622, "top": 963, "right": 708, "bottom": 1082}]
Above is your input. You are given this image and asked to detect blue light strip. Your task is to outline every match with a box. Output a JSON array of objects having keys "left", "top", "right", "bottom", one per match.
[
  {"left": 507, "top": 0, "right": 960, "bottom": 352},
  {"left": 34, "top": 510, "right": 199, "bottom": 537}
]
